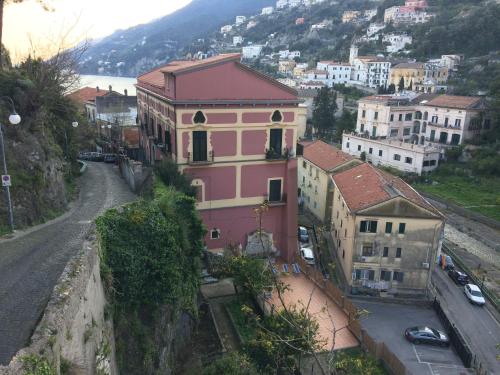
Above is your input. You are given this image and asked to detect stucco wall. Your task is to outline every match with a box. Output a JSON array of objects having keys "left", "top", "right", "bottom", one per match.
[{"left": 0, "top": 237, "right": 117, "bottom": 375}]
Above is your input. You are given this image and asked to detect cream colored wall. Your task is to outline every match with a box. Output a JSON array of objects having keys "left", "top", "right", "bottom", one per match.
[
  {"left": 298, "top": 158, "right": 330, "bottom": 222},
  {"left": 389, "top": 67, "right": 425, "bottom": 88},
  {"left": 357, "top": 101, "right": 392, "bottom": 137}
]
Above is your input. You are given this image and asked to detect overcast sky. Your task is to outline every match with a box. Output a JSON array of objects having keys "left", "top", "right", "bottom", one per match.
[{"left": 3, "top": 0, "right": 192, "bottom": 61}]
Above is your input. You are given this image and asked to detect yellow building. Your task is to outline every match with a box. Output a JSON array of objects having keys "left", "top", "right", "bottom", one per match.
[
  {"left": 330, "top": 163, "right": 444, "bottom": 297},
  {"left": 389, "top": 62, "right": 425, "bottom": 90},
  {"left": 298, "top": 140, "right": 361, "bottom": 223}
]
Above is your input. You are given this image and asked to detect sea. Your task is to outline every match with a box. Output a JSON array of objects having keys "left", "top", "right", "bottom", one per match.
[{"left": 79, "top": 75, "right": 137, "bottom": 96}]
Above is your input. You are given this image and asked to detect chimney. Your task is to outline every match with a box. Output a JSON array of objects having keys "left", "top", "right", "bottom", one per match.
[
  {"left": 124, "top": 89, "right": 128, "bottom": 96},
  {"left": 109, "top": 85, "right": 112, "bottom": 92},
  {"left": 96, "top": 86, "right": 100, "bottom": 92}
]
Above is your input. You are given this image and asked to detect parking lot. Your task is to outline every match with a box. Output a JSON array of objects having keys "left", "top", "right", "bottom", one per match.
[{"left": 354, "top": 300, "right": 473, "bottom": 375}]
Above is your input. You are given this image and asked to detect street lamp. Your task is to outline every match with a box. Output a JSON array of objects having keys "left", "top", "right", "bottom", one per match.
[
  {"left": 62, "top": 121, "right": 78, "bottom": 159},
  {"left": 0, "top": 96, "right": 21, "bottom": 232}
]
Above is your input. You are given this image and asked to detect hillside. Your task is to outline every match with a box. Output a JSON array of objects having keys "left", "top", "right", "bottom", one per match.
[{"left": 78, "top": 0, "right": 274, "bottom": 77}]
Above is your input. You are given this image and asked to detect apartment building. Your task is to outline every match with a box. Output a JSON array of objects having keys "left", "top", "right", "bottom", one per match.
[
  {"left": 316, "top": 61, "right": 353, "bottom": 86},
  {"left": 350, "top": 46, "right": 391, "bottom": 89},
  {"left": 330, "top": 163, "right": 444, "bottom": 297},
  {"left": 298, "top": 141, "right": 361, "bottom": 222},
  {"left": 389, "top": 62, "right": 425, "bottom": 90},
  {"left": 342, "top": 133, "right": 440, "bottom": 174},
  {"left": 136, "top": 54, "right": 305, "bottom": 261},
  {"left": 383, "top": 33, "right": 412, "bottom": 53}
]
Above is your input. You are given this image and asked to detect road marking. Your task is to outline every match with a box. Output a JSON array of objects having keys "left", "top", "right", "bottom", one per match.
[{"left": 484, "top": 307, "right": 500, "bottom": 328}]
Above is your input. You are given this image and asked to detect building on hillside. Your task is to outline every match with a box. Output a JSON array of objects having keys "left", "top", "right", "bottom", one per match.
[
  {"left": 384, "top": 6, "right": 431, "bottom": 24},
  {"left": 262, "top": 6, "right": 274, "bottom": 15},
  {"left": 247, "top": 20, "right": 258, "bottom": 29},
  {"left": 136, "top": 54, "right": 306, "bottom": 261},
  {"left": 405, "top": 0, "right": 428, "bottom": 9},
  {"left": 367, "top": 23, "right": 385, "bottom": 37},
  {"left": 316, "top": 61, "right": 353, "bottom": 86},
  {"left": 364, "top": 9, "right": 378, "bottom": 20},
  {"left": 235, "top": 16, "right": 247, "bottom": 26},
  {"left": 349, "top": 46, "right": 391, "bottom": 89},
  {"left": 342, "top": 10, "right": 361, "bottom": 23},
  {"left": 233, "top": 36, "right": 244, "bottom": 46},
  {"left": 279, "top": 60, "right": 297, "bottom": 75},
  {"left": 242, "top": 45, "right": 263, "bottom": 59},
  {"left": 299, "top": 80, "right": 325, "bottom": 90},
  {"left": 389, "top": 62, "right": 425, "bottom": 90},
  {"left": 276, "top": 0, "right": 288, "bottom": 9},
  {"left": 293, "top": 63, "right": 309, "bottom": 77},
  {"left": 299, "top": 140, "right": 361, "bottom": 222},
  {"left": 330, "top": 162, "right": 444, "bottom": 297},
  {"left": 440, "top": 55, "right": 463, "bottom": 72},
  {"left": 383, "top": 33, "right": 412, "bottom": 53},
  {"left": 342, "top": 133, "right": 440, "bottom": 174},
  {"left": 311, "top": 22, "right": 327, "bottom": 30},
  {"left": 277, "top": 77, "right": 298, "bottom": 88},
  {"left": 414, "top": 79, "right": 447, "bottom": 94},
  {"left": 424, "top": 63, "right": 449, "bottom": 84},
  {"left": 296, "top": 17, "right": 305, "bottom": 25},
  {"left": 220, "top": 25, "right": 233, "bottom": 34},
  {"left": 416, "top": 95, "right": 490, "bottom": 147}
]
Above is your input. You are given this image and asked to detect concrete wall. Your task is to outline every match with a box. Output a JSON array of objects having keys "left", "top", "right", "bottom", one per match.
[{"left": 0, "top": 238, "right": 117, "bottom": 375}]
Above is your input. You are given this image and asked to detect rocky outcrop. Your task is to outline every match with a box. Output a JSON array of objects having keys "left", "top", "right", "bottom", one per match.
[{"left": 0, "top": 236, "right": 117, "bottom": 375}]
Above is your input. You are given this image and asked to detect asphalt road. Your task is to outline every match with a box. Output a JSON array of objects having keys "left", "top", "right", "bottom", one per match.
[
  {"left": 0, "top": 162, "right": 135, "bottom": 365},
  {"left": 432, "top": 267, "right": 500, "bottom": 375},
  {"left": 354, "top": 300, "right": 469, "bottom": 375}
]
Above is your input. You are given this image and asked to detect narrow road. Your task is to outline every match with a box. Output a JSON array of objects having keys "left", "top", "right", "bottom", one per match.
[
  {"left": 0, "top": 162, "right": 135, "bottom": 365},
  {"left": 432, "top": 267, "right": 500, "bottom": 375}
]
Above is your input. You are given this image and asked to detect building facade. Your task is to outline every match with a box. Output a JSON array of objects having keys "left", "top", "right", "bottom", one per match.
[
  {"left": 298, "top": 141, "right": 361, "bottom": 222},
  {"left": 330, "top": 163, "right": 444, "bottom": 297},
  {"left": 136, "top": 54, "right": 304, "bottom": 261}
]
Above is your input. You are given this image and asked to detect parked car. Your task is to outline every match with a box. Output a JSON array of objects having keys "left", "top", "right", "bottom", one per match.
[
  {"left": 464, "top": 284, "right": 486, "bottom": 306},
  {"left": 404, "top": 326, "right": 450, "bottom": 347},
  {"left": 89, "top": 152, "right": 104, "bottom": 162},
  {"left": 448, "top": 269, "right": 469, "bottom": 285},
  {"left": 298, "top": 226, "right": 309, "bottom": 243},
  {"left": 438, "top": 254, "right": 455, "bottom": 270},
  {"left": 300, "top": 247, "right": 315, "bottom": 266},
  {"left": 104, "top": 154, "right": 117, "bottom": 163}
]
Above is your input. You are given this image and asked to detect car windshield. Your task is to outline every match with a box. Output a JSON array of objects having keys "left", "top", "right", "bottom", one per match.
[
  {"left": 300, "top": 228, "right": 307, "bottom": 235},
  {"left": 430, "top": 329, "right": 441, "bottom": 337},
  {"left": 471, "top": 290, "right": 483, "bottom": 297}
]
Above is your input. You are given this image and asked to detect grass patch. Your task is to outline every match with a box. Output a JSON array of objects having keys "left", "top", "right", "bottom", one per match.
[
  {"left": 225, "top": 299, "right": 258, "bottom": 343},
  {"left": 413, "top": 174, "right": 500, "bottom": 221}
]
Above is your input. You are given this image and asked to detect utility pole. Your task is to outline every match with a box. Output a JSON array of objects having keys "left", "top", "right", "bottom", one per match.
[{"left": 0, "top": 124, "right": 14, "bottom": 231}]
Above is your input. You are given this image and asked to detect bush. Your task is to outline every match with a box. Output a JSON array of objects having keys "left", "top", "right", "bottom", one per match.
[
  {"left": 202, "top": 352, "right": 260, "bottom": 375},
  {"left": 154, "top": 159, "right": 196, "bottom": 197},
  {"left": 21, "top": 355, "right": 56, "bottom": 375}
]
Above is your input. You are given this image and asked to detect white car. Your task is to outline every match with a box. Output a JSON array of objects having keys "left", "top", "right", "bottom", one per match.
[
  {"left": 464, "top": 284, "right": 485, "bottom": 306},
  {"left": 300, "top": 247, "right": 315, "bottom": 266}
]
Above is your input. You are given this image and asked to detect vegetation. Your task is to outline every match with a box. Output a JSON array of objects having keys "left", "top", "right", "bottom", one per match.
[
  {"left": 21, "top": 354, "right": 56, "bottom": 375},
  {"left": 335, "top": 348, "right": 387, "bottom": 375},
  {"left": 96, "top": 165, "right": 205, "bottom": 374},
  {"left": 312, "top": 86, "right": 337, "bottom": 139},
  {"left": 334, "top": 110, "right": 357, "bottom": 142},
  {"left": 202, "top": 352, "right": 260, "bottom": 375}
]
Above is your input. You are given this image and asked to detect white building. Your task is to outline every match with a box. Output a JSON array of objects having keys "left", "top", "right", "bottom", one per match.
[
  {"left": 364, "top": 9, "right": 378, "bottom": 21},
  {"left": 316, "top": 61, "right": 353, "bottom": 86},
  {"left": 242, "top": 45, "right": 263, "bottom": 59},
  {"left": 220, "top": 25, "right": 232, "bottom": 34},
  {"left": 342, "top": 133, "right": 440, "bottom": 174},
  {"left": 311, "top": 22, "right": 327, "bottom": 30},
  {"left": 384, "top": 6, "right": 431, "bottom": 24},
  {"left": 289, "top": 0, "right": 302, "bottom": 7},
  {"left": 235, "top": 16, "right": 247, "bottom": 26},
  {"left": 247, "top": 20, "right": 258, "bottom": 29},
  {"left": 367, "top": 23, "right": 385, "bottom": 37},
  {"left": 276, "top": 0, "right": 288, "bottom": 9},
  {"left": 440, "top": 55, "right": 463, "bottom": 71},
  {"left": 350, "top": 46, "right": 391, "bottom": 89},
  {"left": 262, "top": 6, "right": 274, "bottom": 15},
  {"left": 383, "top": 33, "right": 413, "bottom": 53},
  {"left": 233, "top": 36, "right": 243, "bottom": 46}
]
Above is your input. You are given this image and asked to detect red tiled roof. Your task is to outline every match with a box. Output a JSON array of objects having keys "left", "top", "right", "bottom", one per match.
[
  {"left": 332, "top": 163, "right": 438, "bottom": 213},
  {"left": 67, "top": 87, "right": 110, "bottom": 104},
  {"left": 423, "top": 95, "right": 483, "bottom": 110},
  {"left": 137, "top": 54, "right": 242, "bottom": 88},
  {"left": 303, "top": 140, "right": 353, "bottom": 171}
]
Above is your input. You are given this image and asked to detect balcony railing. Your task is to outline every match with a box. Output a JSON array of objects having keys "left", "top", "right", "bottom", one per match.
[
  {"left": 265, "top": 147, "right": 291, "bottom": 161},
  {"left": 187, "top": 150, "right": 214, "bottom": 165}
]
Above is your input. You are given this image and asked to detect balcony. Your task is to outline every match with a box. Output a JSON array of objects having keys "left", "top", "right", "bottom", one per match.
[
  {"left": 187, "top": 150, "right": 214, "bottom": 165},
  {"left": 265, "top": 147, "right": 290, "bottom": 161}
]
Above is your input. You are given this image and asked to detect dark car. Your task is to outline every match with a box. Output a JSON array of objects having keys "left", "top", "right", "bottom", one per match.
[
  {"left": 298, "top": 226, "right": 309, "bottom": 243},
  {"left": 404, "top": 326, "right": 450, "bottom": 347},
  {"left": 448, "top": 269, "right": 469, "bottom": 285},
  {"left": 104, "top": 154, "right": 117, "bottom": 163},
  {"left": 90, "top": 152, "right": 104, "bottom": 162}
]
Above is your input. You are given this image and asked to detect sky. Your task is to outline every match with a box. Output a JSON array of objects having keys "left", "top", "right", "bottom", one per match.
[{"left": 3, "top": 0, "right": 192, "bottom": 61}]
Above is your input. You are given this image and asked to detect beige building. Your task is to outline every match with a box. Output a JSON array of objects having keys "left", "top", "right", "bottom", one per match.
[
  {"left": 389, "top": 62, "right": 425, "bottom": 90},
  {"left": 330, "top": 163, "right": 444, "bottom": 297},
  {"left": 279, "top": 60, "right": 297, "bottom": 75},
  {"left": 298, "top": 141, "right": 361, "bottom": 223}
]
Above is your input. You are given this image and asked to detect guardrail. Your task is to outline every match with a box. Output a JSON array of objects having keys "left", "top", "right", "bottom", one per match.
[{"left": 442, "top": 242, "right": 500, "bottom": 313}]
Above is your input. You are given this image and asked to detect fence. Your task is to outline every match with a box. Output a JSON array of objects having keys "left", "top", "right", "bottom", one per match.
[
  {"left": 295, "top": 256, "right": 412, "bottom": 375},
  {"left": 432, "top": 298, "right": 472, "bottom": 367},
  {"left": 118, "top": 156, "right": 153, "bottom": 195}
]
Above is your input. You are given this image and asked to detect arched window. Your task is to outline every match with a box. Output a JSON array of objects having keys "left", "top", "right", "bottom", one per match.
[
  {"left": 272, "top": 110, "right": 283, "bottom": 122},
  {"left": 193, "top": 111, "right": 206, "bottom": 124},
  {"left": 423, "top": 111, "right": 429, "bottom": 121}
]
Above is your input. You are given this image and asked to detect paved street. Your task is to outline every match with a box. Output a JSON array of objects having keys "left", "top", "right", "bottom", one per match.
[
  {"left": 0, "top": 162, "right": 135, "bottom": 365},
  {"left": 432, "top": 267, "right": 500, "bottom": 375},
  {"left": 354, "top": 300, "right": 470, "bottom": 375}
]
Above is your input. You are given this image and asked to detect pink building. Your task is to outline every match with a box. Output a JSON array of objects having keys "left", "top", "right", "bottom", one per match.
[
  {"left": 405, "top": 0, "right": 428, "bottom": 9},
  {"left": 136, "top": 54, "right": 303, "bottom": 262}
]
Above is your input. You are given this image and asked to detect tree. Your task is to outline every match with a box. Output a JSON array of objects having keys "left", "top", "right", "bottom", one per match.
[
  {"left": 408, "top": 79, "right": 413, "bottom": 91},
  {"left": 334, "top": 110, "right": 356, "bottom": 142},
  {"left": 312, "top": 87, "right": 337, "bottom": 139},
  {"left": 387, "top": 83, "right": 396, "bottom": 94},
  {"left": 0, "top": 0, "right": 52, "bottom": 68},
  {"left": 202, "top": 353, "right": 260, "bottom": 375},
  {"left": 360, "top": 151, "right": 366, "bottom": 161},
  {"left": 398, "top": 76, "right": 405, "bottom": 92}
]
